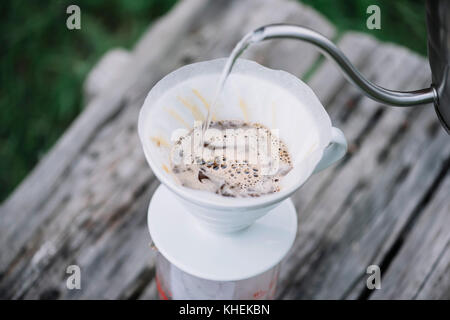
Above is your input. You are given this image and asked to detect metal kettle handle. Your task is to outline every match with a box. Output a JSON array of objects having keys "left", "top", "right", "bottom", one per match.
[{"left": 254, "top": 24, "right": 438, "bottom": 106}]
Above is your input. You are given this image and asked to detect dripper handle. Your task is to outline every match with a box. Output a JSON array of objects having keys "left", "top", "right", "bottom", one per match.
[{"left": 313, "top": 127, "right": 347, "bottom": 173}]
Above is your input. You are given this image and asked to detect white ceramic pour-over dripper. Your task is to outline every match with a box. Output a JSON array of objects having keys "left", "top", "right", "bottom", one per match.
[{"left": 138, "top": 59, "right": 347, "bottom": 232}]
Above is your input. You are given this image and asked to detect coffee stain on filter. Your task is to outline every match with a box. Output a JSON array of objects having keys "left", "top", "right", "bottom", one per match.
[
  {"left": 150, "top": 136, "right": 170, "bottom": 148},
  {"left": 178, "top": 96, "right": 205, "bottom": 121},
  {"left": 192, "top": 89, "right": 217, "bottom": 121},
  {"left": 239, "top": 98, "right": 249, "bottom": 122},
  {"left": 162, "top": 164, "right": 170, "bottom": 173},
  {"left": 165, "top": 108, "right": 191, "bottom": 129},
  {"left": 271, "top": 103, "right": 277, "bottom": 128}
]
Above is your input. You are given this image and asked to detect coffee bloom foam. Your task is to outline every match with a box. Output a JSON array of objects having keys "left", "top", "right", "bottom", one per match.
[{"left": 169, "top": 120, "right": 292, "bottom": 197}]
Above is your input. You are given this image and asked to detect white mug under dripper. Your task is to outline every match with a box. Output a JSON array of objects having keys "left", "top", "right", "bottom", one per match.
[{"left": 138, "top": 58, "right": 347, "bottom": 299}]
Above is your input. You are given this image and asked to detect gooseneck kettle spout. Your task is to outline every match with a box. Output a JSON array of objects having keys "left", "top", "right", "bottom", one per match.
[{"left": 253, "top": 24, "right": 438, "bottom": 107}]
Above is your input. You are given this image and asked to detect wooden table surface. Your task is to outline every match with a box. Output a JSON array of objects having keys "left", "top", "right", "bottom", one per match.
[{"left": 1, "top": 0, "right": 449, "bottom": 300}]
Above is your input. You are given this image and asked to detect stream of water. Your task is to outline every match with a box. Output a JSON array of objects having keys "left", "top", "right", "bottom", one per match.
[{"left": 202, "top": 29, "right": 265, "bottom": 136}]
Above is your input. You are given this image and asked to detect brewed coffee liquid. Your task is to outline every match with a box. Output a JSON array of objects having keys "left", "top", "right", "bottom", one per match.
[{"left": 171, "top": 120, "right": 292, "bottom": 197}]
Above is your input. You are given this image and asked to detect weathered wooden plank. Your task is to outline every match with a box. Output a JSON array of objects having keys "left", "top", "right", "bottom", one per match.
[
  {"left": 138, "top": 281, "right": 158, "bottom": 300},
  {"left": 277, "top": 36, "right": 442, "bottom": 299},
  {"left": 342, "top": 123, "right": 449, "bottom": 300},
  {"left": 0, "top": 0, "right": 336, "bottom": 299},
  {"left": 83, "top": 49, "right": 132, "bottom": 103},
  {"left": 416, "top": 243, "right": 450, "bottom": 300},
  {"left": 0, "top": 103, "right": 157, "bottom": 299},
  {"left": 285, "top": 119, "right": 448, "bottom": 299},
  {"left": 370, "top": 172, "right": 450, "bottom": 300}
]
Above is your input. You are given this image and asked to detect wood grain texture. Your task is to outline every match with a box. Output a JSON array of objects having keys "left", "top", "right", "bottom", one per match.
[
  {"left": 371, "top": 172, "right": 450, "bottom": 300},
  {"left": 0, "top": 0, "right": 447, "bottom": 300},
  {"left": 276, "top": 33, "right": 450, "bottom": 299},
  {"left": 0, "top": 0, "right": 337, "bottom": 299}
]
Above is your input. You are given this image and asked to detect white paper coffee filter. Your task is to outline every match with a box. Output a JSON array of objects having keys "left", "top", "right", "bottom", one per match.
[{"left": 138, "top": 58, "right": 332, "bottom": 208}]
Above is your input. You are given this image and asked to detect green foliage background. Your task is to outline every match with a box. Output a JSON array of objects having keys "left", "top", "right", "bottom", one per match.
[{"left": 0, "top": 0, "right": 427, "bottom": 201}]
